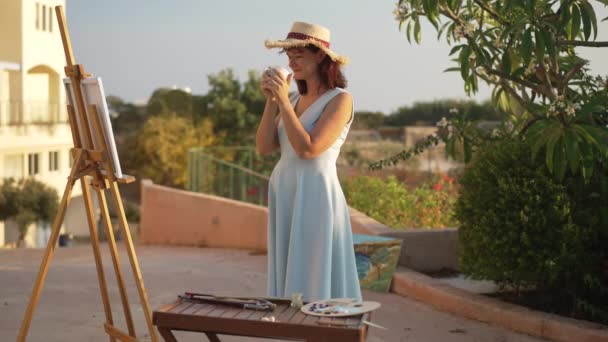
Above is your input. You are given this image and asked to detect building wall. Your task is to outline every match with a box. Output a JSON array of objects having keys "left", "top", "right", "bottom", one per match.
[
  {"left": 0, "top": 0, "right": 89, "bottom": 247},
  {"left": 0, "top": 0, "right": 22, "bottom": 64}
]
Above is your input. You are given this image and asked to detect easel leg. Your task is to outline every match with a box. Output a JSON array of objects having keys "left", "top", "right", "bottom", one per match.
[
  {"left": 17, "top": 177, "right": 76, "bottom": 342},
  {"left": 81, "top": 178, "right": 117, "bottom": 342},
  {"left": 96, "top": 188, "right": 137, "bottom": 336},
  {"left": 110, "top": 182, "right": 159, "bottom": 342}
]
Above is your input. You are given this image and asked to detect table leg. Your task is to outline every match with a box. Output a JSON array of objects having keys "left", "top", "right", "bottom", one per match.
[
  {"left": 158, "top": 328, "right": 178, "bottom": 342},
  {"left": 204, "top": 332, "right": 221, "bottom": 342}
]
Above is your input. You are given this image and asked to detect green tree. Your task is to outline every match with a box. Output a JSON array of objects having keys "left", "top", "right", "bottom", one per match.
[
  {"left": 351, "top": 111, "right": 386, "bottom": 129},
  {"left": 384, "top": 99, "right": 504, "bottom": 126},
  {"left": 147, "top": 88, "right": 194, "bottom": 120},
  {"left": 0, "top": 178, "right": 59, "bottom": 247},
  {"left": 124, "top": 116, "right": 216, "bottom": 188},
  {"left": 107, "top": 95, "right": 145, "bottom": 136},
  {"left": 389, "top": 0, "right": 608, "bottom": 179},
  {"left": 204, "top": 68, "right": 266, "bottom": 145}
]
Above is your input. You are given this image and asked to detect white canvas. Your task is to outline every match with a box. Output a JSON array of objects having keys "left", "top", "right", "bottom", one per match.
[{"left": 63, "top": 77, "right": 123, "bottom": 178}]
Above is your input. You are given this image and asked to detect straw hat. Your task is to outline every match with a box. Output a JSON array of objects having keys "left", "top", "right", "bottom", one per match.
[{"left": 264, "top": 22, "right": 349, "bottom": 65}]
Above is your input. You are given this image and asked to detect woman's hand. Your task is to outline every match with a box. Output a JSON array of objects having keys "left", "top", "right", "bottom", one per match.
[
  {"left": 260, "top": 69, "right": 274, "bottom": 99},
  {"left": 264, "top": 69, "right": 292, "bottom": 106}
]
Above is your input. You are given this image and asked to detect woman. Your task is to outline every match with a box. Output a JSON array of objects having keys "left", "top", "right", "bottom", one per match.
[{"left": 255, "top": 21, "right": 362, "bottom": 302}]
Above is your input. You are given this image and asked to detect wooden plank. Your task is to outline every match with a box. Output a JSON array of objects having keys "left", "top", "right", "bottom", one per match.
[
  {"left": 54, "top": 6, "right": 75, "bottom": 66},
  {"left": 104, "top": 323, "right": 137, "bottom": 342},
  {"left": 157, "top": 328, "right": 177, "bottom": 342},
  {"left": 233, "top": 308, "right": 256, "bottom": 320},
  {"left": 96, "top": 189, "right": 136, "bottom": 337},
  {"left": 276, "top": 305, "right": 299, "bottom": 323},
  {"left": 181, "top": 303, "right": 207, "bottom": 315},
  {"left": 168, "top": 301, "right": 192, "bottom": 314},
  {"left": 219, "top": 306, "right": 242, "bottom": 319},
  {"left": 156, "top": 301, "right": 181, "bottom": 314},
  {"left": 288, "top": 309, "right": 308, "bottom": 325},
  {"left": 205, "top": 306, "right": 229, "bottom": 318},
  {"left": 192, "top": 304, "right": 217, "bottom": 316}
]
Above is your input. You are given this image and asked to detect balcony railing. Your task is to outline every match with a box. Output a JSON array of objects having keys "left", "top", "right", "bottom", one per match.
[{"left": 0, "top": 101, "right": 68, "bottom": 126}]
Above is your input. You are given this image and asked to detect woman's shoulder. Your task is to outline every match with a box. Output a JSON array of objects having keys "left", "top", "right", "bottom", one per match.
[{"left": 329, "top": 87, "right": 352, "bottom": 103}]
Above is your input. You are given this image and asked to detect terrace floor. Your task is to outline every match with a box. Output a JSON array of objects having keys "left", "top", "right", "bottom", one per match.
[{"left": 0, "top": 244, "right": 547, "bottom": 341}]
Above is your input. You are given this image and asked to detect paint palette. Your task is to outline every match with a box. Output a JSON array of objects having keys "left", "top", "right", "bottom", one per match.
[{"left": 300, "top": 298, "right": 381, "bottom": 317}]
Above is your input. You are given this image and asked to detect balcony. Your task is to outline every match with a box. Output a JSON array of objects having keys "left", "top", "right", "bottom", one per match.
[{"left": 0, "top": 101, "right": 68, "bottom": 126}]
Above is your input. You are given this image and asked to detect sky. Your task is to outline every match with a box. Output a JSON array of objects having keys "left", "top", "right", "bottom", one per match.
[{"left": 67, "top": 0, "right": 608, "bottom": 114}]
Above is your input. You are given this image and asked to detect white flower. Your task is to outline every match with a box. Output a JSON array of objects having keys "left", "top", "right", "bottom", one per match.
[
  {"left": 491, "top": 128, "right": 500, "bottom": 138},
  {"left": 393, "top": 3, "right": 409, "bottom": 21},
  {"left": 524, "top": 61, "right": 536, "bottom": 76},
  {"left": 463, "top": 23, "right": 476, "bottom": 35},
  {"left": 437, "top": 117, "right": 450, "bottom": 128},
  {"left": 505, "top": 121, "right": 514, "bottom": 133},
  {"left": 449, "top": 108, "right": 459, "bottom": 114},
  {"left": 566, "top": 104, "right": 576, "bottom": 117}
]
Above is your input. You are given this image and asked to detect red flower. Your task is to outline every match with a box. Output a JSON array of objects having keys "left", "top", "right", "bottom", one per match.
[{"left": 434, "top": 183, "right": 443, "bottom": 191}]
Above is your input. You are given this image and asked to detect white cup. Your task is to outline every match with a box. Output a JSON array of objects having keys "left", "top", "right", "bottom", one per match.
[{"left": 266, "top": 65, "right": 290, "bottom": 80}]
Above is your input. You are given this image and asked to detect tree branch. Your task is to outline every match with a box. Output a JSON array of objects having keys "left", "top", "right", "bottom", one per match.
[
  {"left": 486, "top": 68, "right": 553, "bottom": 98},
  {"left": 557, "top": 40, "right": 608, "bottom": 47},
  {"left": 562, "top": 60, "right": 588, "bottom": 86},
  {"left": 473, "top": 0, "right": 508, "bottom": 25}
]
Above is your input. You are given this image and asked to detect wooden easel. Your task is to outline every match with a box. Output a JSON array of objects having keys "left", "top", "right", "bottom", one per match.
[{"left": 16, "top": 6, "right": 158, "bottom": 342}]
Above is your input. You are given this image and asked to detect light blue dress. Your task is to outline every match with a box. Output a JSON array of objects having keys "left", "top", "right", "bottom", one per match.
[{"left": 267, "top": 87, "right": 362, "bottom": 302}]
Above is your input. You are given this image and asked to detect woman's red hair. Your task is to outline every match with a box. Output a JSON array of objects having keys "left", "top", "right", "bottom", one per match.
[{"left": 285, "top": 45, "right": 347, "bottom": 95}]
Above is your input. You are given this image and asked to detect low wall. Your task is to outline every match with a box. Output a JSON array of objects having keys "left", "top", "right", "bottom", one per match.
[
  {"left": 382, "top": 228, "right": 459, "bottom": 271},
  {"left": 139, "top": 180, "right": 268, "bottom": 251},
  {"left": 139, "top": 180, "right": 460, "bottom": 271}
]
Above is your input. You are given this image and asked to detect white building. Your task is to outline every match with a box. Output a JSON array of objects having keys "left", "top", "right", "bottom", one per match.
[{"left": 0, "top": 0, "right": 96, "bottom": 247}]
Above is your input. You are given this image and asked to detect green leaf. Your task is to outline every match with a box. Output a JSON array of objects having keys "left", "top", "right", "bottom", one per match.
[
  {"left": 534, "top": 30, "right": 545, "bottom": 64},
  {"left": 542, "top": 29, "right": 556, "bottom": 57},
  {"left": 449, "top": 44, "right": 465, "bottom": 56},
  {"left": 553, "top": 137, "right": 567, "bottom": 180},
  {"left": 460, "top": 46, "right": 472, "bottom": 80},
  {"left": 526, "top": 0, "right": 536, "bottom": 16},
  {"left": 580, "top": 3, "right": 592, "bottom": 41},
  {"left": 464, "top": 138, "right": 473, "bottom": 162},
  {"left": 564, "top": 130, "right": 580, "bottom": 174},
  {"left": 581, "top": 1, "right": 598, "bottom": 40},
  {"left": 438, "top": 21, "right": 451, "bottom": 40},
  {"left": 571, "top": 4, "right": 581, "bottom": 40},
  {"left": 502, "top": 51, "right": 512, "bottom": 74},
  {"left": 406, "top": 20, "right": 413, "bottom": 43},
  {"left": 443, "top": 66, "right": 461, "bottom": 72},
  {"left": 521, "top": 29, "right": 533, "bottom": 64},
  {"left": 414, "top": 18, "right": 422, "bottom": 44},
  {"left": 545, "top": 130, "right": 561, "bottom": 173}
]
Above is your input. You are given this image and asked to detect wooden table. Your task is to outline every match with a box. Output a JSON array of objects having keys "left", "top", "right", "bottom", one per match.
[{"left": 153, "top": 297, "right": 370, "bottom": 342}]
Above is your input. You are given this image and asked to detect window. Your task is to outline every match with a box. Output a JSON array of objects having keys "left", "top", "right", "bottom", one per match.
[
  {"left": 49, "top": 151, "right": 59, "bottom": 171},
  {"left": 28, "top": 153, "right": 40, "bottom": 175},
  {"left": 49, "top": 8, "right": 53, "bottom": 32},
  {"left": 4, "top": 154, "right": 24, "bottom": 179},
  {"left": 42, "top": 5, "right": 46, "bottom": 31},
  {"left": 36, "top": 3, "right": 40, "bottom": 30}
]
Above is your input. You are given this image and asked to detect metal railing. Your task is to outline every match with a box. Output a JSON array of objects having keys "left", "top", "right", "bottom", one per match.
[
  {"left": 0, "top": 101, "right": 68, "bottom": 126},
  {"left": 188, "top": 147, "right": 276, "bottom": 206}
]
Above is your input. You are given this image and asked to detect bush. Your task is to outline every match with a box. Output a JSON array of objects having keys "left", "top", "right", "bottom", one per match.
[
  {"left": 456, "top": 138, "right": 608, "bottom": 323},
  {"left": 343, "top": 176, "right": 410, "bottom": 229},
  {"left": 342, "top": 174, "right": 458, "bottom": 229}
]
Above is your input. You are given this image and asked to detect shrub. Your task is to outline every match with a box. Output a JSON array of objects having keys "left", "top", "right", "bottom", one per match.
[
  {"left": 456, "top": 138, "right": 608, "bottom": 322},
  {"left": 342, "top": 174, "right": 458, "bottom": 229},
  {"left": 343, "top": 176, "right": 410, "bottom": 229}
]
